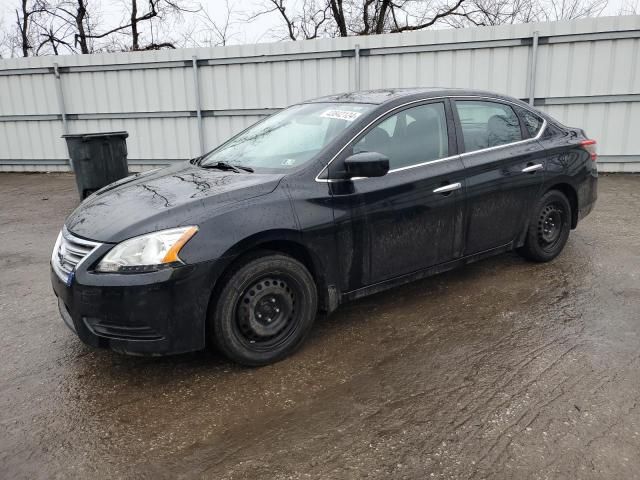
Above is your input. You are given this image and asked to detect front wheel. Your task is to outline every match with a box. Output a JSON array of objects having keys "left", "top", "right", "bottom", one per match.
[
  {"left": 518, "top": 190, "right": 572, "bottom": 262},
  {"left": 210, "top": 252, "right": 317, "bottom": 366}
]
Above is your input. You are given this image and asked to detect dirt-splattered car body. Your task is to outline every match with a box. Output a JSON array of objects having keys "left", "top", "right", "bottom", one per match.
[{"left": 51, "top": 88, "right": 597, "bottom": 356}]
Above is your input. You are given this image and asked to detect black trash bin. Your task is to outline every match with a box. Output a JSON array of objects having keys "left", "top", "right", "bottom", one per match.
[{"left": 62, "top": 131, "right": 129, "bottom": 199}]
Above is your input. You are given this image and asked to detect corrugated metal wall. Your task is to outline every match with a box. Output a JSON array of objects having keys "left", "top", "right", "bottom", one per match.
[{"left": 1, "top": 15, "right": 639, "bottom": 172}]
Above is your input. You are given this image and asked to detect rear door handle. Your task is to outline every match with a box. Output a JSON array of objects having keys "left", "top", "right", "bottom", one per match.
[
  {"left": 433, "top": 182, "right": 462, "bottom": 194},
  {"left": 522, "top": 163, "right": 544, "bottom": 173}
]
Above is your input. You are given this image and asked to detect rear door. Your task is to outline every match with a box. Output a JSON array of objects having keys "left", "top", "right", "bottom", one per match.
[
  {"left": 328, "top": 100, "right": 466, "bottom": 289},
  {"left": 452, "top": 99, "right": 547, "bottom": 256}
]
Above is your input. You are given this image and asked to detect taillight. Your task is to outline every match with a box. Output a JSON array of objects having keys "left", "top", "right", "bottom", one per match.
[{"left": 580, "top": 139, "right": 597, "bottom": 161}]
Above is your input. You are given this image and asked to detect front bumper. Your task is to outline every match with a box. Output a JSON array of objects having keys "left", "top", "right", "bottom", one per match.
[{"left": 51, "top": 260, "right": 221, "bottom": 355}]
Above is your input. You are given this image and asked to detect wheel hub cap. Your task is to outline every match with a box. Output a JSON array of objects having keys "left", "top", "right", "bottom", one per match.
[
  {"left": 538, "top": 204, "right": 563, "bottom": 245},
  {"left": 237, "top": 278, "right": 295, "bottom": 339}
]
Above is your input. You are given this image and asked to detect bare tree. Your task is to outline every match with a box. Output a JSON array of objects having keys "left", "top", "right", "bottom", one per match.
[
  {"left": 210, "top": 0, "right": 236, "bottom": 46},
  {"left": 386, "top": 0, "right": 468, "bottom": 32},
  {"left": 32, "top": 13, "right": 76, "bottom": 54},
  {"left": 250, "top": 0, "right": 470, "bottom": 39},
  {"left": 445, "top": 0, "right": 606, "bottom": 27},
  {"left": 30, "top": 0, "right": 196, "bottom": 54},
  {"left": 34, "top": 0, "right": 98, "bottom": 54},
  {"left": 0, "top": 20, "right": 15, "bottom": 57},
  {"left": 72, "top": 0, "right": 90, "bottom": 52},
  {"left": 1, "top": 0, "right": 614, "bottom": 57},
  {"left": 254, "top": 0, "right": 609, "bottom": 39},
  {"left": 618, "top": 0, "right": 640, "bottom": 14},
  {"left": 541, "top": 0, "right": 607, "bottom": 20},
  {"left": 329, "top": 0, "right": 348, "bottom": 36},
  {"left": 128, "top": 0, "right": 199, "bottom": 50},
  {"left": 14, "top": 0, "right": 49, "bottom": 56},
  {"left": 182, "top": 0, "right": 237, "bottom": 47},
  {"left": 246, "top": 0, "right": 334, "bottom": 41}
]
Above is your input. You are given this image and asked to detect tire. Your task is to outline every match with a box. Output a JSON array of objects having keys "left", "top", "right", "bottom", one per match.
[
  {"left": 518, "top": 190, "right": 572, "bottom": 263},
  {"left": 210, "top": 252, "right": 317, "bottom": 366}
]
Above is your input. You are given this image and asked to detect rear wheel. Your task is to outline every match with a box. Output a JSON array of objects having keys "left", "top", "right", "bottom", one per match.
[
  {"left": 210, "top": 252, "right": 317, "bottom": 366},
  {"left": 518, "top": 190, "right": 571, "bottom": 262}
]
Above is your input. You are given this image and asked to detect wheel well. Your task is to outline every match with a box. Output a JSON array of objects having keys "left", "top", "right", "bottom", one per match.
[
  {"left": 547, "top": 183, "right": 578, "bottom": 228},
  {"left": 206, "top": 240, "right": 326, "bottom": 341},
  {"left": 255, "top": 240, "right": 321, "bottom": 288}
]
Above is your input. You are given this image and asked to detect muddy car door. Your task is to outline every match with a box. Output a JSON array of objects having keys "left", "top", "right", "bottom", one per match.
[
  {"left": 328, "top": 100, "right": 466, "bottom": 289},
  {"left": 452, "top": 99, "right": 547, "bottom": 255}
]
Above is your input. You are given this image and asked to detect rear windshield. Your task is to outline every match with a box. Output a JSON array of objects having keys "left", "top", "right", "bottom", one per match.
[{"left": 199, "top": 103, "right": 374, "bottom": 172}]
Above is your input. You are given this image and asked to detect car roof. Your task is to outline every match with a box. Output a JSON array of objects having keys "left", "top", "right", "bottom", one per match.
[{"left": 306, "top": 88, "right": 520, "bottom": 106}]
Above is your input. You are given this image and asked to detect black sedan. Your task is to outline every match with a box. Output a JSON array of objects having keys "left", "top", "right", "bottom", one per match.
[{"left": 51, "top": 88, "right": 598, "bottom": 365}]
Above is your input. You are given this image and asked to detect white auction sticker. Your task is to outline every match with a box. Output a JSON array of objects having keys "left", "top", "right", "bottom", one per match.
[{"left": 320, "top": 110, "right": 362, "bottom": 122}]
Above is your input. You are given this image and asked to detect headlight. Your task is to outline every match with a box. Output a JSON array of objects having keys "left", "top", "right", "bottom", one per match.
[{"left": 96, "top": 226, "right": 198, "bottom": 273}]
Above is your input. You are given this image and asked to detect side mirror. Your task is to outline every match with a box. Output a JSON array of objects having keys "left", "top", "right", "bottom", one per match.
[{"left": 343, "top": 151, "right": 390, "bottom": 178}]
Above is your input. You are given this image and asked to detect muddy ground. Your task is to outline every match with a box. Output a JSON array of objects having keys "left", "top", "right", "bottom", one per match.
[{"left": 0, "top": 173, "right": 639, "bottom": 479}]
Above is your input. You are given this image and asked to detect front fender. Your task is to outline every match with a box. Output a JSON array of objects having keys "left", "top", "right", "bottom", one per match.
[{"left": 178, "top": 188, "right": 299, "bottom": 265}]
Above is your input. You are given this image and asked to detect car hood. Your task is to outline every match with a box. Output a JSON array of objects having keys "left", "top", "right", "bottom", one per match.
[{"left": 66, "top": 162, "right": 284, "bottom": 243}]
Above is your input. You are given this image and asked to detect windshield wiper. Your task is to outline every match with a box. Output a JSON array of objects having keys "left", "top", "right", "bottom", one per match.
[
  {"left": 199, "top": 161, "right": 254, "bottom": 173},
  {"left": 199, "top": 161, "right": 242, "bottom": 173}
]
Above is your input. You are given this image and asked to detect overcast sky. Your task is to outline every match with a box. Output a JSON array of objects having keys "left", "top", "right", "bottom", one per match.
[{"left": 0, "top": 0, "right": 635, "bottom": 56}]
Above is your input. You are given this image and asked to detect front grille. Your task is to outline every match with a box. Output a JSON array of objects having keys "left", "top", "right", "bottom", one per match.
[{"left": 52, "top": 227, "right": 101, "bottom": 282}]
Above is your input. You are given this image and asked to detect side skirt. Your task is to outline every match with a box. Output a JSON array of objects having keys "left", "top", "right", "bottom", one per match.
[{"left": 340, "top": 243, "right": 514, "bottom": 303}]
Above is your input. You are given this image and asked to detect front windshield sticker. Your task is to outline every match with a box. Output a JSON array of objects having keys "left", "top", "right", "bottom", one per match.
[
  {"left": 281, "top": 158, "right": 296, "bottom": 166},
  {"left": 320, "top": 109, "right": 362, "bottom": 122}
]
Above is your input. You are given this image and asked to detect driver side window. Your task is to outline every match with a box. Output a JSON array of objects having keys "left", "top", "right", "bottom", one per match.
[{"left": 353, "top": 102, "right": 449, "bottom": 170}]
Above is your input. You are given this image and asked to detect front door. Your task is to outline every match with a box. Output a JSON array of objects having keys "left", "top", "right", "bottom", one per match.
[
  {"left": 329, "top": 100, "right": 466, "bottom": 290},
  {"left": 452, "top": 99, "right": 546, "bottom": 256}
]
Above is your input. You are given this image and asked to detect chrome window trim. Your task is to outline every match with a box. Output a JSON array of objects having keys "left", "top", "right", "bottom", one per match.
[
  {"left": 388, "top": 153, "right": 460, "bottom": 174},
  {"left": 315, "top": 95, "right": 547, "bottom": 183}
]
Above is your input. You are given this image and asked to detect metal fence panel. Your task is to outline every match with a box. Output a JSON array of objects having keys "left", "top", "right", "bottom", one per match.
[{"left": 1, "top": 15, "right": 640, "bottom": 172}]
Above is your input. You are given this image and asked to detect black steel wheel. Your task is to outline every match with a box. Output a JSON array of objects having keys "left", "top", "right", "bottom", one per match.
[
  {"left": 537, "top": 203, "right": 564, "bottom": 252},
  {"left": 210, "top": 252, "right": 317, "bottom": 366},
  {"left": 518, "top": 190, "right": 572, "bottom": 262}
]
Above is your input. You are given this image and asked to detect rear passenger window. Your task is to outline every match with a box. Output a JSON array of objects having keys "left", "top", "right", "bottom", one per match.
[
  {"left": 455, "top": 101, "right": 522, "bottom": 152},
  {"left": 520, "top": 110, "right": 544, "bottom": 137},
  {"left": 353, "top": 103, "right": 448, "bottom": 170}
]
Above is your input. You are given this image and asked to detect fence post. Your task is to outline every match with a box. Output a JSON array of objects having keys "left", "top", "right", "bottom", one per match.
[
  {"left": 53, "top": 63, "right": 72, "bottom": 169},
  {"left": 354, "top": 44, "right": 361, "bottom": 91},
  {"left": 528, "top": 31, "right": 539, "bottom": 106},
  {"left": 192, "top": 56, "right": 204, "bottom": 156}
]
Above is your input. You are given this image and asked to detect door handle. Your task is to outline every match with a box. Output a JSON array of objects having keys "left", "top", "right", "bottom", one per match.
[
  {"left": 433, "top": 182, "right": 462, "bottom": 194},
  {"left": 522, "top": 163, "right": 544, "bottom": 173}
]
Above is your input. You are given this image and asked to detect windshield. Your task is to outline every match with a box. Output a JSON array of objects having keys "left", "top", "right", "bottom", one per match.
[{"left": 199, "top": 102, "right": 374, "bottom": 171}]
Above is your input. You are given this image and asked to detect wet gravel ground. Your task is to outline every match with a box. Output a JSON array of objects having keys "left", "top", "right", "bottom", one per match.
[{"left": 0, "top": 173, "right": 639, "bottom": 479}]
